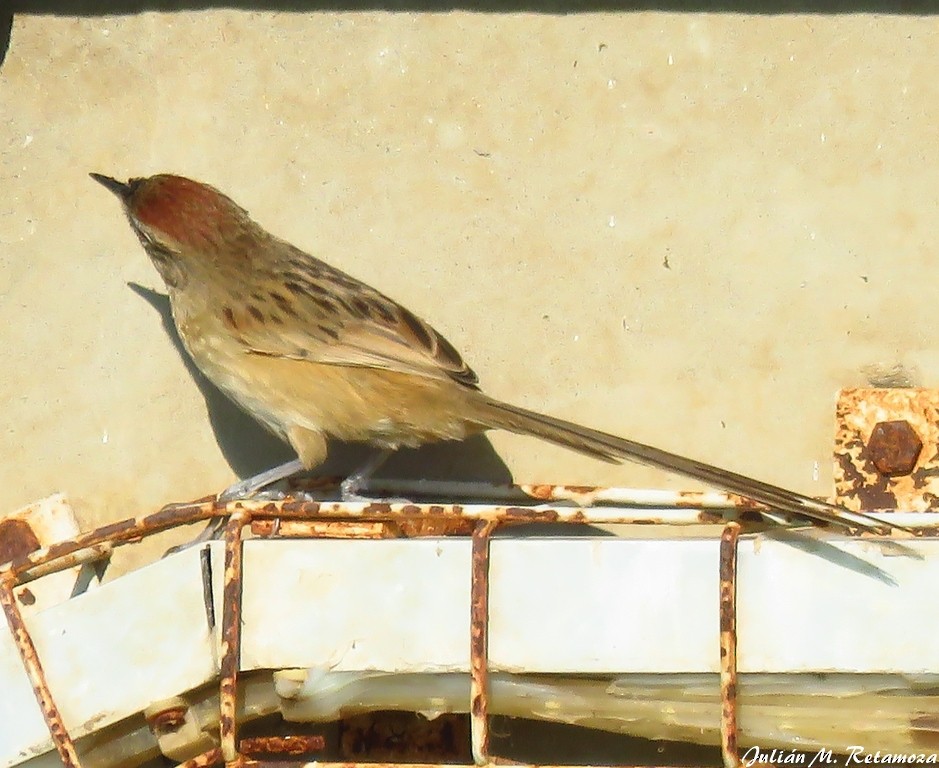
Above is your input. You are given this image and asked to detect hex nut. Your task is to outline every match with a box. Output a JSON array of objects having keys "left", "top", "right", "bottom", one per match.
[{"left": 867, "top": 420, "right": 923, "bottom": 477}]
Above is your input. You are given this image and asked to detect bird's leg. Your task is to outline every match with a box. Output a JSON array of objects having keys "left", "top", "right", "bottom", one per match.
[
  {"left": 218, "top": 458, "right": 307, "bottom": 501},
  {"left": 166, "top": 452, "right": 397, "bottom": 556},
  {"left": 341, "top": 450, "right": 393, "bottom": 500},
  {"left": 163, "top": 458, "right": 307, "bottom": 556}
]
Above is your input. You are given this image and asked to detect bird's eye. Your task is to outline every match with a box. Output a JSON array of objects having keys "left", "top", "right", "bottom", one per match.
[
  {"left": 131, "top": 223, "right": 177, "bottom": 261},
  {"left": 147, "top": 241, "right": 177, "bottom": 261}
]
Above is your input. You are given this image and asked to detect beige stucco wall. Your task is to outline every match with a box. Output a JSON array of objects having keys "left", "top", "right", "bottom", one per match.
[{"left": 2, "top": 9, "right": 938, "bottom": 559}]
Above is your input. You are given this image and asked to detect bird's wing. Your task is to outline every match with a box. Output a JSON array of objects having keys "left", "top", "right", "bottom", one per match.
[{"left": 233, "top": 248, "right": 480, "bottom": 389}]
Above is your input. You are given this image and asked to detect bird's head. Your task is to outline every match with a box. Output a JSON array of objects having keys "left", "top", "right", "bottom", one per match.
[{"left": 91, "top": 173, "right": 258, "bottom": 288}]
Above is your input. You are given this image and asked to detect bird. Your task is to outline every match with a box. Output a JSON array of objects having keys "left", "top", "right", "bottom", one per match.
[{"left": 90, "top": 172, "right": 903, "bottom": 535}]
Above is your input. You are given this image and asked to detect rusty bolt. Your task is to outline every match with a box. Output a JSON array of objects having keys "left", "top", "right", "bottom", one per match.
[
  {"left": 867, "top": 420, "right": 923, "bottom": 477},
  {"left": 146, "top": 706, "right": 188, "bottom": 735},
  {"left": 16, "top": 587, "right": 36, "bottom": 607}
]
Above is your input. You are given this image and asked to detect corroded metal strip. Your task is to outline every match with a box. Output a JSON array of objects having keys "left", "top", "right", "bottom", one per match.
[
  {"left": 248, "top": 520, "right": 394, "bottom": 539},
  {"left": 470, "top": 520, "right": 497, "bottom": 765},
  {"left": 222, "top": 499, "right": 732, "bottom": 527},
  {"left": 249, "top": 517, "right": 478, "bottom": 539},
  {"left": 360, "top": 477, "right": 770, "bottom": 511},
  {"left": 22, "top": 543, "right": 112, "bottom": 581},
  {"left": 240, "top": 735, "right": 326, "bottom": 757},
  {"left": 0, "top": 574, "right": 81, "bottom": 768},
  {"left": 220, "top": 512, "right": 248, "bottom": 764},
  {"left": 718, "top": 523, "right": 741, "bottom": 768}
]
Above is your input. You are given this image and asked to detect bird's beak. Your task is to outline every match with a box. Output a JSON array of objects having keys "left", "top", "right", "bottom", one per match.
[{"left": 89, "top": 173, "right": 133, "bottom": 201}]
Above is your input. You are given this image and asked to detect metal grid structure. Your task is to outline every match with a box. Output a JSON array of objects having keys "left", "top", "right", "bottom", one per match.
[{"left": 0, "top": 488, "right": 922, "bottom": 768}]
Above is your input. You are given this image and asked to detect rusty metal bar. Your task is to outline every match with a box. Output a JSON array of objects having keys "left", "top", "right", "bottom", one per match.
[
  {"left": 17, "top": 543, "right": 112, "bottom": 581},
  {"left": 220, "top": 498, "right": 737, "bottom": 527},
  {"left": 249, "top": 517, "right": 479, "bottom": 540},
  {"left": 363, "top": 478, "right": 781, "bottom": 510},
  {"left": 220, "top": 512, "right": 248, "bottom": 765},
  {"left": 0, "top": 574, "right": 82, "bottom": 768},
  {"left": 470, "top": 520, "right": 497, "bottom": 765},
  {"left": 249, "top": 519, "right": 395, "bottom": 539},
  {"left": 718, "top": 522, "right": 741, "bottom": 768},
  {"left": 3, "top": 490, "right": 922, "bottom": 586},
  {"left": 240, "top": 734, "right": 326, "bottom": 757}
]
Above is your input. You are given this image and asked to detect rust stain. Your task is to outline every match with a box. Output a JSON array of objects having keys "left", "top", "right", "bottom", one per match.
[
  {"left": 0, "top": 575, "right": 82, "bottom": 768},
  {"left": 0, "top": 519, "right": 41, "bottom": 566},
  {"left": 698, "top": 510, "right": 726, "bottom": 524},
  {"left": 17, "top": 586, "right": 36, "bottom": 606},
  {"left": 395, "top": 518, "right": 476, "bottom": 537},
  {"left": 521, "top": 483, "right": 598, "bottom": 501},
  {"left": 673, "top": 489, "right": 752, "bottom": 511},
  {"left": 146, "top": 705, "right": 188, "bottom": 735},
  {"left": 249, "top": 520, "right": 395, "bottom": 539},
  {"left": 142, "top": 496, "right": 216, "bottom": 526},
  {"left": 241, "top": 734, "right": 326, "bottom": 757},
  {"left": 500, "top": 506, "right": 560, "bottom": 523}
]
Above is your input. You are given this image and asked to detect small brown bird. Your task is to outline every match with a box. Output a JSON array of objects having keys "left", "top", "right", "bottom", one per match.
[{"left": 91, "top": 172, "right": 898, "bottom": 533}]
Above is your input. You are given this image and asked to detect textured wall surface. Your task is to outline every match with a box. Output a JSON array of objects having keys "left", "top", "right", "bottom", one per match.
[{"left": 2, "top": 6, "right": 938, "bottom": 558}]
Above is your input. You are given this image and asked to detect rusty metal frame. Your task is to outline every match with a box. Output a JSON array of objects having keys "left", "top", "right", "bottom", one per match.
[
  {"left": 718, "top": 523, "right": 741, "bottom": 768},
  {"left": 0, "top": 492, "right": 760, "bottom": 768}
]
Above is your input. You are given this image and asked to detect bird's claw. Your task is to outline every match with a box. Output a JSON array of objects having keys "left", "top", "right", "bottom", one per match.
[
  {"left": 218, "top": 479, "right": 254, "bottom": 503},
  {"left": 163, "top": 517, "right": 227, "bottom": 557}
]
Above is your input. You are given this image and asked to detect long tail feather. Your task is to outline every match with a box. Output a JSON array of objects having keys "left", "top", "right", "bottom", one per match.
[{"left": 477, "top": 397, "right": 909, "bottom": 535}]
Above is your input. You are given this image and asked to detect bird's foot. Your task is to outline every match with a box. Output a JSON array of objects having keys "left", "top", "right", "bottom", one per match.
[
  {"left": 163, "top": 459, "right": 308, "bottom": 556},
  {"left": 338, "top": 449, "right": 401, "bottom": 502},
  {"left": 340, "top": 474, "right": 369, "bottom": 502},
  {"left": 339, "top": 474, "right": 411, "bottom": 504},
  {"left": 163, "top": 517, "right": 227, "bottom": 557}
]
